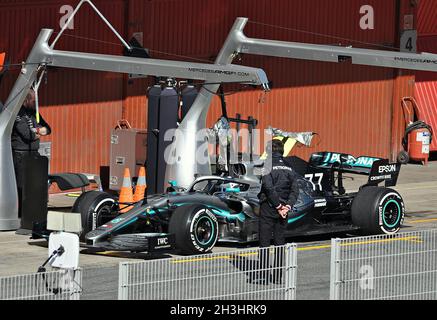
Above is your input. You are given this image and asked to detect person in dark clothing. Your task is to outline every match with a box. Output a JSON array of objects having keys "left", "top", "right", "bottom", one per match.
[
  {"left": 255, "top": 139, "right": 300, "bottom": 284},
  {"left": 12, "top": 90, "right": 51, "bottom": 217},
  {"left": 12, "top": 90, "right": 51, "bottom": 151}
]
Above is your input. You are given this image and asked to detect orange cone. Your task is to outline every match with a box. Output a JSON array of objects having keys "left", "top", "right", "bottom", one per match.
[
  {"left": 119, "top": 168, "right": 134, "bottom": 213},
  {"left": 133, "top": 166, "right": 147, "bottom": 202}
]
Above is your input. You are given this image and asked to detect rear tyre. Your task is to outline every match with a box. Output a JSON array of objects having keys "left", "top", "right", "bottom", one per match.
[
  {"left": 72, "top": 191, "right": 118, "bottom": 240},
  {"left": 169, "top": 205, "right": 219, "bottom": 255},
  {"left": 351, "top": 187, "right": 405, "bottom": 235}
]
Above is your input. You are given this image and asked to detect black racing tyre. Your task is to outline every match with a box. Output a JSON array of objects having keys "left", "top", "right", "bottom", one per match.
[
  {"left": 397, "top": 150, "right": 410, "bottom": 164},
  {"left": 72, "top": 191, "right": 118, "bottom": 240},
  {"left": 169, "top": 204, "right": 219, "bottom": 255},
  {"left": 351, "top": 187, "right": 405, "bottom": 235}
]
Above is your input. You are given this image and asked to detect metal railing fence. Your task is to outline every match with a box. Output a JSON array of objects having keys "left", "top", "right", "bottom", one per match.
[
  {"left": 330, "top": 230, "right": 437, "bottom": 300},
  {"left": 119, "top": 244, "right": 297, "bottom": 300},
  {"left": 0, "top": 269, "right": 82, "bottom": 300}
]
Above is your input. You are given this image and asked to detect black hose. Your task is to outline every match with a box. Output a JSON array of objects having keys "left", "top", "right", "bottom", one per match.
[{"left": 403, "top": 121, "right": 433, "bottom": 147}]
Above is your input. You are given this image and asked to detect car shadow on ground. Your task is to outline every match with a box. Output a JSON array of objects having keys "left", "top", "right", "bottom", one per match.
[
  {"left": 216, "top": 231, "right": 358, "bottom": 250},
  {"left": 27, "top": 240, "right": 48, "bottom": 248}
]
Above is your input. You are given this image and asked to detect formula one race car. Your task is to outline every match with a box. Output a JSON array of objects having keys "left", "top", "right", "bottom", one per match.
[{"left": 69, "top": 151, "right": 405, "bottom": 255}]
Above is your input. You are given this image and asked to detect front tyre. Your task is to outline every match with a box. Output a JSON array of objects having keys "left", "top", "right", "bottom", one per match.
[
  {"left": 72, "top": 191, "right": 118, "bottom": 240},
  {"left": 351, "top": 187, "right": 405, "bottom": 235},
  {"left": 169, "top": 205, "right": 219, "bottom": 255}
]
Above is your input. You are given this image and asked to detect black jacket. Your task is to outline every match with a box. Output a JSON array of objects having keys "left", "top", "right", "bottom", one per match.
[
  {"left": 11, "top": 108, "right": 51, "bottom": 151},
  {"left": 258, "top": 153, "right": 300, "bottom": 209}
]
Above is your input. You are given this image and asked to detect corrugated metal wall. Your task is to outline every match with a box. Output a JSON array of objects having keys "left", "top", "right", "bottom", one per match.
[
  {"left": 124, "top": 0, "right": 409, "bottom": 162},
  {"left": 417, "top": 0, "right": 437, "bottom": 36},
  {"left": 0, "top": 0, "right": 419, "bottom": 176},
  {"left": 415, "top": 0, "right": 437, "bottom": 152},
  {"left": 0, "top": 0, "right": 125, "bottom": 173}
]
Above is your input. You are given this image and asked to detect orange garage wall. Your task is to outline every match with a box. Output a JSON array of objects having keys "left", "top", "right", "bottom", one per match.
[{"left": 0, "top": 0, "right": 418, "bottom": 176}]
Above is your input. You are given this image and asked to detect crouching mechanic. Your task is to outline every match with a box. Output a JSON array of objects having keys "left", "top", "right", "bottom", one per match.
[{"left": 256, "top": 139, "right": 300, "bottom": 284}]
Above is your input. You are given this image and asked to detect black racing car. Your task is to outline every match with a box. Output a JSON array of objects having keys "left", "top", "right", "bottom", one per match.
[{"left": 68, "top": 151, "right": 405, "bottom": 255}]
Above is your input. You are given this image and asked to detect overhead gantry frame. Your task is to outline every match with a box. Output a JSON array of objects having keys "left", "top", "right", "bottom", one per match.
[{"left": 164, "top": 17, "right": 437, "bottom": 190}]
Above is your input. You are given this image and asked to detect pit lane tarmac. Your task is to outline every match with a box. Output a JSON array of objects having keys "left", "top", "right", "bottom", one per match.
[{"left": 0, "top": 162, "right": 436, "bottom": 300}]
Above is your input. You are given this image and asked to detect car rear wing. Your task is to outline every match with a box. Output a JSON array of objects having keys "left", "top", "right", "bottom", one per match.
[
  {"left": 309, "top": 152, "right": 401, "bottom": 187},
  {"left": 366, "top": 159, "right": 401, "bottom": 187},
  {"left": 309, "top": 152, "right": 381, "bottom": 174}
]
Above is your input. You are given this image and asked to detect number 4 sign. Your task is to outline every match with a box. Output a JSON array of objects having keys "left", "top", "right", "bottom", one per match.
[{"left": 400, "top": 30, "right": 417, "bottom": 53}]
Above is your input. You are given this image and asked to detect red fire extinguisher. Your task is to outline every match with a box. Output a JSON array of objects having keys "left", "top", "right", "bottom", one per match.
[{"left": 398, "top": 97, "right": 433, "bottom": 165}]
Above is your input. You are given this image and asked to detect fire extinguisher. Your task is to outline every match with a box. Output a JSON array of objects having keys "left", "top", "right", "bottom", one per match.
[
  {"left": 401, "top": 121, "right": 433, "bottom": 165},
  {"left": 398, "top": 98, "right": 434, "bottom": 165}
]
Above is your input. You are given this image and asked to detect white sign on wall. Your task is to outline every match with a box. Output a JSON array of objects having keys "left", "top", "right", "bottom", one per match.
[
  {"left": 60, "top": 5, "right": 75, "bottom": 30},
  {"left": 400, "top": 30, "right": 417, "bottom": 53}
]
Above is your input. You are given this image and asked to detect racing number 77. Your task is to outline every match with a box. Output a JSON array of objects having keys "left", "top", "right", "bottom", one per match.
[{"left": 304, "top": 173, "right": 324, "bottom": 191}]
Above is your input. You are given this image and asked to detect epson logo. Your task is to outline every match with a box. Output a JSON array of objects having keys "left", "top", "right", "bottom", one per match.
[
  {"left": 378, "top": 165, "right": 397, "bottom": 174},
  {"left": 158, "top": 238, "right": 169, "bottom": 246}
]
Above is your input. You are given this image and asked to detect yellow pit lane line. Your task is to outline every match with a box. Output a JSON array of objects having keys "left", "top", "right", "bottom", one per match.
[
  {"left": 299, "top": 236, "right": 422, "bottom": 251},
  {"left": 171, "top": 236, "right": 423, "bottom": 263},
  {"left": 408, "top": 218, "right": 437, "bottom": 224},
  {"left": 171, "top": 252, "right": 259, "bottom": 264},
  {"left": 339, "top": 236, "right": 422, "bottom": 247},
  {"left": 171, "top": 255, "right": 234, "bottom": 264},
  {"left": 298, "top": 244, "right": 332, "bottom": 251}
]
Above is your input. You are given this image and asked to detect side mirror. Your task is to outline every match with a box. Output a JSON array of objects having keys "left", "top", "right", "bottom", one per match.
[
  {"left": 166, "top": 180, "right": 177, "bottom": 193},
  {"left": 167, "top": 180, "right": 186, "bottom": 193},
  {"left": 168, "top": 180, "right": 177, "bottom": 187}
]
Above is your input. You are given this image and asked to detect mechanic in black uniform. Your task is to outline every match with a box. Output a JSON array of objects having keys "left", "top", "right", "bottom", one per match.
[
  {"left": 256, "top": 139, "right": 300, "bottom": 284},
  {"left": 11, "top": 90, "right": 51, "bottom": 217}
]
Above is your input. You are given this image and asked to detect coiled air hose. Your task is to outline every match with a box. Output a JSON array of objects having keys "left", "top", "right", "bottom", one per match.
[{"left": 402, "top": 120, "right": 433, "bottom": 148}]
